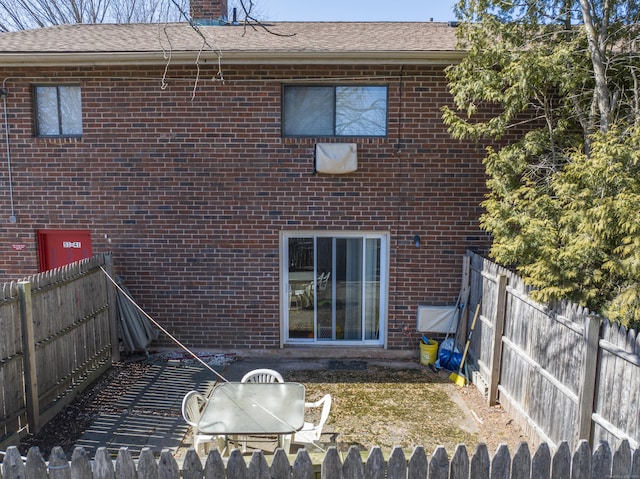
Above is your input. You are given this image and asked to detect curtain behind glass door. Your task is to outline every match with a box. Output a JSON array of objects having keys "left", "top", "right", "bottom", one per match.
[
  {"left": 365, "top": 238, "right": 380, "bottom": 340},
  {"left": 336, "top": 238, "right": 363, "bottom": 340},
  {"left": 288, "top": 238, "right": 314, "bottom": 339}
]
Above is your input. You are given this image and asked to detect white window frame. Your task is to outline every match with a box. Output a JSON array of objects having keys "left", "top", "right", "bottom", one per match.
[{"left": 280, "top": 230, "right": 389, "bottom": 347}]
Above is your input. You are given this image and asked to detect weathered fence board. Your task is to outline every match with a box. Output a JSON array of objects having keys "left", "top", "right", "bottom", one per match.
[
  {"left": 3, "top": 440, "right": 638, "bottom": 479},
  {"left": 0, "top": 284, "right": 25, "bottom": 445},
  {"left": 0, "top": 254, "right": 116, "bottom": 450},
  {"left": 593, "top": 322, "right": 640, "bottom": 450},
  {"left": 466, "top": 250, "right": 640, "bottom": 453},
  {"left": 469, "top": 444, "right": 490, "bottom": 478}
]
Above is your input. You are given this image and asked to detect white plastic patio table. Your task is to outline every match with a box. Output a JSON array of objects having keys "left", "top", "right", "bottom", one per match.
[{"left": 197, "top": 382, "right": 305, "bottom": 452}]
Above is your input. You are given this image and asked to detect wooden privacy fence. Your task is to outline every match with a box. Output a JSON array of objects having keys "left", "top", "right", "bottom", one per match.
[
  {"left": 2, "top": 440, "right": 639, "bottom": 479},
  {"left": 465, "top": 251, "right": 640, "bottom": 453},
  {"left": 0, "top": 254, "right": 117, "bottom": 451}
]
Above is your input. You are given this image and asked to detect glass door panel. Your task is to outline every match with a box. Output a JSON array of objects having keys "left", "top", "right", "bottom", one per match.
[
  {"left": 365, "top": 238, "right": 380, "bottom": 340},
  {"left": 285, "top": 233, "right": 385, "bottom": 344},
  {"left": 288, "top": 237, "right": 314, "bottom": 339},
  {"left": 316, "top": 237, "right": 333, "bottom": 340},
  {"left": 335, "top": 238, "right": 363, "bottom": 340}
]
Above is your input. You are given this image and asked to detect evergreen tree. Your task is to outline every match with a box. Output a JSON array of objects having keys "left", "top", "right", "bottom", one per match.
[{"left": 443, "top": 0, "right": 640, "bottom": 328}]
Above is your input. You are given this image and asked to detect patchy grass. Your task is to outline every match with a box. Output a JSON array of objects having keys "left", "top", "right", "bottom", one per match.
[{"left": 287, "top": 365, "right": 480, "bottom": 454}]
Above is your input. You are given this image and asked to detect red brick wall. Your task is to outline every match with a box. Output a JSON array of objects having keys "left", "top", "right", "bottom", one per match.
[
  {"left": 190, "top": 0, "right": 227, "bottom": 20},
  {"left": 0, "top": 63, "right": 490, "bottom": 352}
]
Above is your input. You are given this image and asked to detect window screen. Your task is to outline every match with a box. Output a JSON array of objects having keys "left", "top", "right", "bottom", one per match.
[
  {"left": 336, "top": 86, "right": 387, "bottom": 136},
  {"left": 283, "top": 85, "right": 387, "bottom": 137},
  {"left": 34, "top": 85, "right": 82, "bottom": 137}
]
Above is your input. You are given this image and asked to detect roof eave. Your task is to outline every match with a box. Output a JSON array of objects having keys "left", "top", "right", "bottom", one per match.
[{"left": 0, "top": 50, "right": 465, "bottom": 67}]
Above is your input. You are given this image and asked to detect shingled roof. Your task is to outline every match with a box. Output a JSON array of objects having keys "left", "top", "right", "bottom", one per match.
[{"left": 0, "top": 21, "right": 462, "bottom": 66}]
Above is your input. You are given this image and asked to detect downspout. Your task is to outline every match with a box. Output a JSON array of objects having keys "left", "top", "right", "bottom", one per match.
[{"left": 2, "top": 77, "right": 17, "bottom": 223}]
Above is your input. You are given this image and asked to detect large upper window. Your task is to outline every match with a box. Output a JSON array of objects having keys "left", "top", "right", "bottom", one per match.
[
  {"left": 282, "top": 85, "right": 387, "bottom": 137},
  {"left": 33, "top": 85, "right": 82, "bottom": 137}
]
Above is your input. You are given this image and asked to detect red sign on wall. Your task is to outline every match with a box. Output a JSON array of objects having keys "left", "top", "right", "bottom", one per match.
[{"left": 37, "top": 229, "right": 93, "bottom": 272}]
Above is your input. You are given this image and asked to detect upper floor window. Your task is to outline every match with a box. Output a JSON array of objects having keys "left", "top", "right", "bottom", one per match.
[
  {"left": 282, "top": 85, "right": 387, "bottom": 137},
  {"left": 33, "top": 85, "right": 82, "bottom": 137}
]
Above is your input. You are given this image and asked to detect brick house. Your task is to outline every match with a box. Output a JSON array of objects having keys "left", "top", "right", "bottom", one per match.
[{"left": 0, "top": 0, "right": 490, "bottom": 356}]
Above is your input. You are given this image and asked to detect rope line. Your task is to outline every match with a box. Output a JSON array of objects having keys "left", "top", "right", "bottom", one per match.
[
  {"left": 99, "top": 266, "right": 228, "bottom": 382},
  {"left": 99, "top": 266, "right": 300, "bottom": 438}
]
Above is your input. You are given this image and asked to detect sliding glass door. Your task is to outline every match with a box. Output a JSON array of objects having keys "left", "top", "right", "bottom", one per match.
[{"left": 283, "top": 233, "right": 387, "bottom": 345}]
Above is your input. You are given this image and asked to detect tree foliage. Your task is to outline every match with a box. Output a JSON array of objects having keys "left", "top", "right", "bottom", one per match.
[{"left": 443, "top": 0, "right": 640, "bottom": 328}]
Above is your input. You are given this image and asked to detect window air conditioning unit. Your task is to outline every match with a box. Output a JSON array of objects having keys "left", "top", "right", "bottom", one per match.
[
  {"left": 416, "top": 305, "right": 458, "bottom": 334},
  {"left": 315, "top": 143, "right": 357, "bottom": 174}
]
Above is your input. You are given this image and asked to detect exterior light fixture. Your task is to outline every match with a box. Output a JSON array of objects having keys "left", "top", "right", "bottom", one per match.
[{"left": 414, "top": 235, "right": 420, "bottom": 248}]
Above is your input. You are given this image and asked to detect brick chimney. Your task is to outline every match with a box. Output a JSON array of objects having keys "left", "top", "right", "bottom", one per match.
[{"left": 190, "top": 0, "right": 228, "bottom": 23}]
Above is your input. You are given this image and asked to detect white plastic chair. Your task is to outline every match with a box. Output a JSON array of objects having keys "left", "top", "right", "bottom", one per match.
[
  {"left": 289, "top": 284, "right": 301, "bottom": 310},
  {"left": 238, "top": 368, "right": 285, "bottom": 451},
  {"left": 290, "top": 394, "right": 332, "bottom": 451},
  {"left": 181, "top": 390, "right": 225, "bottom": 454},
  {"left": 241, "top": 368, "right": 284, "bottom": 383},
  {"left": 318, "top": 271, "right": 330, "bottom": 291}
]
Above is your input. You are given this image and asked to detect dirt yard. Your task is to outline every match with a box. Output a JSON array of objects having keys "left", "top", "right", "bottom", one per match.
[
  {"left": 17, "top": 356, "right": 530, "bottom": 459},
  {"left": 285, "top": 364, "right": 529, "bottom": 455}
]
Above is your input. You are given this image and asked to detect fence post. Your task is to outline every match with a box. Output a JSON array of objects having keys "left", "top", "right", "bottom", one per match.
[
  {"left": 104, "top": 253, "right": 120, "bottom": 363},
  {"left": 576, "top": 314, "right": 601, "bottom": 446},
  {"left": 18, "top": 280, "right": 40, "bottom": 433},
  {"left": 488, "top": 274, "right": 508, "bottom": 406},
  {"left": 458, "top": 254, "right": 472, "bottom": 344}
]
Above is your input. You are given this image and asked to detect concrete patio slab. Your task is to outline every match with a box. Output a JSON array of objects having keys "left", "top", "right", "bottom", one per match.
[
  {"left": 71, "top": 354, "right": 427, "bottom": 459},
  {"left": 74, "top": 360, "right": 221, "bottom": 458}
]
